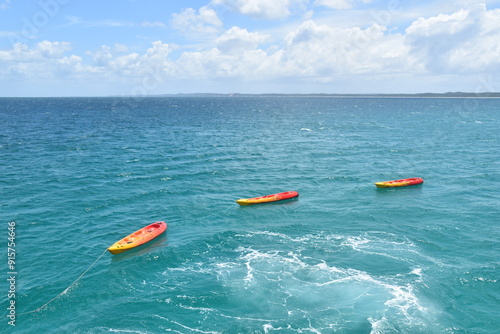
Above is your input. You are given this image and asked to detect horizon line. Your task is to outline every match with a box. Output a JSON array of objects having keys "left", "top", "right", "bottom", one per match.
[{"left": 2, "top": 92, "right": 500, "bottom": 98}]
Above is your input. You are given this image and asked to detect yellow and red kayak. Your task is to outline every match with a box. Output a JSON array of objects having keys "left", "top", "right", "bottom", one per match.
[
  {"left": 375, "top": 177, "right": 424, "bottom": 188},
  {"left": 236, "top": 191, "right": 299, "bottom": 205},
  {"left": 108, "top": 221, "right": 167, "bottom": 254}
]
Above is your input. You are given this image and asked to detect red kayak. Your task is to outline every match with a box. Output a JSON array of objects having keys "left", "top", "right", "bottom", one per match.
[
  {"left": 108, "top": 221, "right": 167, "bottom": 254},
  {"left": 375, "top": 177, "right": 424, "bottom": 188},
  {"left": 236, "top": 191, "right": 299, "bottom": 205}
]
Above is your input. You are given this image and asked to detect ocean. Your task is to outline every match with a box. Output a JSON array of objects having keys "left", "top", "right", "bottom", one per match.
[{"left": 0, "top": 96, "right": 498, "bottom": 333}]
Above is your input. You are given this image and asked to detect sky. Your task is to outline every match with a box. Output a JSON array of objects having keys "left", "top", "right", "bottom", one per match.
[{"left": 1, "top": 0, "right": 500, "bottom": 96}]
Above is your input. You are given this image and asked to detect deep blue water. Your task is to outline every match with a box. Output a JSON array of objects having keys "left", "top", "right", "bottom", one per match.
[{"left": 1, "top": 96, "right": 498, "bottom": 333}]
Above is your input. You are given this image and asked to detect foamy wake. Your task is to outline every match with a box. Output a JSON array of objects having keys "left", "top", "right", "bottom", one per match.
[
  {"left": 218, "top": 231, "right": 434, "bottom": 332},
  {"left": 158, "top": 230, "right": 437, "bottom": 332}
]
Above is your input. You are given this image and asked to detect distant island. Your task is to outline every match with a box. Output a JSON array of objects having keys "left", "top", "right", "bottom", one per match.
[{"left": 151, "top": 92, "right": 500, "bottom": 98}]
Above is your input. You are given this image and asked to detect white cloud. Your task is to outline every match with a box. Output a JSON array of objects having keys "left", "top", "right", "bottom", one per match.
[
  {"left": 406, "top": 6, "right": 479, "bottom": 37},
  {"left": 280, "top": 20, "right": 413, "bottom": 78},
  {"left": 172, "top": 26, "right": 275, "bottom": 80},
  {"left": 0, "top": 41, "right": 72, "bottom": 63},
  {"left": 174, "top": 20, "right": 413, "bottom": 84},
  {"left": 0, "top": 40, "right": 176, "bottom": 84},
  {"left": 172, "top": 6, "right": 222, "bottom": 37},
  {"left": 140, "top": 41, "right": 176, "bottom": 73},
  {"left": 212, "top": 0, "right": 308, "bottom": 19},
  {"left": 88, "top": 45, "right": 113, "bottom": 67},
  {"left": 177, "top": 47, "right": 273, "bottom": 80},
  {"left": 0, "top": 41, "right": 81, "bottom": 78},
  {"left": 113, "top": 53, "right": 140, "bottom": 70},
  {"left": 216, "top": 26, "right": 269, "bottom": 54},
  {"left": 405, "top": 3, "right": 500, "bottom": 73},
  {"left": 84, "top": 41, "right": 176, "bottom": 79},
  {"left": 2, "top": 3, "right": 500, "bottom": 95},
  {"left": 314, "top": 0, "right": 372, "bottom": 10},
  {"left": 37, "top": 40, "right": 72, "bottom": 58}
]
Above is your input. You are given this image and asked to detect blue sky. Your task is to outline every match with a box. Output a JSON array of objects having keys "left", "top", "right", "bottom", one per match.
[{"left": 1, "top": 0, "right": 500, "bottom": 96}]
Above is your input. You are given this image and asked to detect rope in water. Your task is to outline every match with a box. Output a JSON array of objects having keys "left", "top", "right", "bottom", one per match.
[
  {"left": 5, "top": 201, "right": 238, "bottom": 318},
  {"left": 174, "top": 201, "right": 238, "bottom": 225},
  {"left": 196, "top": 201, "right": 238, "bottom": 221},
  {"left": 4, "top": 248, "right": 108, "bottom": 317}
]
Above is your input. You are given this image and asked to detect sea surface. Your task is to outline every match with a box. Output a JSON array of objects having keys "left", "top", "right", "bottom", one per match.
[{"left": 0, "top": 96, "right": 498, "bottom": 333}]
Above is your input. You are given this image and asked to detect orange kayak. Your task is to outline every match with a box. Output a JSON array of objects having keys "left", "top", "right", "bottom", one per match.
[
  {"left": 375, "top": 177, "right": 424, "bottom": 188},
  {"left": 108, "top": 221, "right": 167, "bottom": 254},
  {"left": 236, "top": 191, "right": 299, "bottom": 205}
]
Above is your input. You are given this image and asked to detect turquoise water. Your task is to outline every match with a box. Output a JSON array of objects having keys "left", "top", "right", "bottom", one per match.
[{"left": 1, "top": 97, "right": 498, "bottom": 333}]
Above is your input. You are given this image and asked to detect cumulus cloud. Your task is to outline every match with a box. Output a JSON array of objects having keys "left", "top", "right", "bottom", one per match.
[
  {"left": 140, "top": 41, "right": 176, "bottom": 72},
  {"left": 84, "top": 41, "right": 176, "bottom": 78},
  {"left": 0, "top": 41, "right": 71, "bottom": 63},
  {"left": 2, "top": 3, "right": 500, "bottom": 95},
  {"left": 280, "top": 20, "right": 412, "bottom": 77},
  {"left": 0, "top": 41, "right": 81, "bottom": 77},
  {"left": 405, "top": 3, "right": 500, "bottom": 73},
  {"left": 212, "top": 0, "right": 308, "bottom": 19},
  {"left": 172, "top": 6, "right": 222, "bottom": 37},
  {"left": 216, "top": 26, "right": 269, "bottom": 54},
  {"left": 177, "top": 47, "right": 273, "bottom": 80},
  {"left": 174, "top": 20, "right": 411, "bottom": 83},
  {"left": 89, "top": 45, "right": 113, "bottom": 67},
  {"left": 0, "top": 40, "right": 177, "bottom": 84}
]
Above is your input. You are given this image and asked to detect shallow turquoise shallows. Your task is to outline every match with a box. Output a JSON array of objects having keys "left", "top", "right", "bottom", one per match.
[{"left": 1, "top": 97, "right": 498, "bottom": 333}]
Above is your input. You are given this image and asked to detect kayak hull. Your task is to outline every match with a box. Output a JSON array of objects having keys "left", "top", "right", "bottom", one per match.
[
  {"left": 108, "top": 221, "right": 167, "bottom": 254},
  {"left": 375, "top": 177, "right": 424, "bottom": 188},
  {"left": 236, "top": 191, "right": 299, "bottom": 205}
]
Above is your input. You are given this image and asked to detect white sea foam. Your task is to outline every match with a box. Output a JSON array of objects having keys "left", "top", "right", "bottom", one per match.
[
  {"left": 410, "top": 268, "right": 423, "bottom": 276},
  {"left": 341, "top": 235, "right": 371, "bottom": 249},
  {"left": 211, "top": 230, "right": 434, "bottom": 332},
  {"left": 475, "top": 277, "right": 497, "bottom": 282},
  {"left": 154, "top": 317, "right": 219, "bottom": 334},
  {"left": 157, "top": 230, "right": 435, "bottom": 332},
  {"left": 243, "top": 259, "right": 254, "bottom": 283},
  {"left": 107, "top": 329, "right": 149, "bottom": 333},
  {"left": 368, "top": 316, "right": 398, "bottom": 334},
  {"left": 179, "top": 305, "right": 216, "bottom": 313},
  {"left": 384, "top": 283, "right": 426, "bottom": 316}
]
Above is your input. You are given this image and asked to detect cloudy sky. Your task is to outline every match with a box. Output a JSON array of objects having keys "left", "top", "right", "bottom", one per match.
[{"left": 1, "top": 0, "right": 500, "bottom": 96}]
